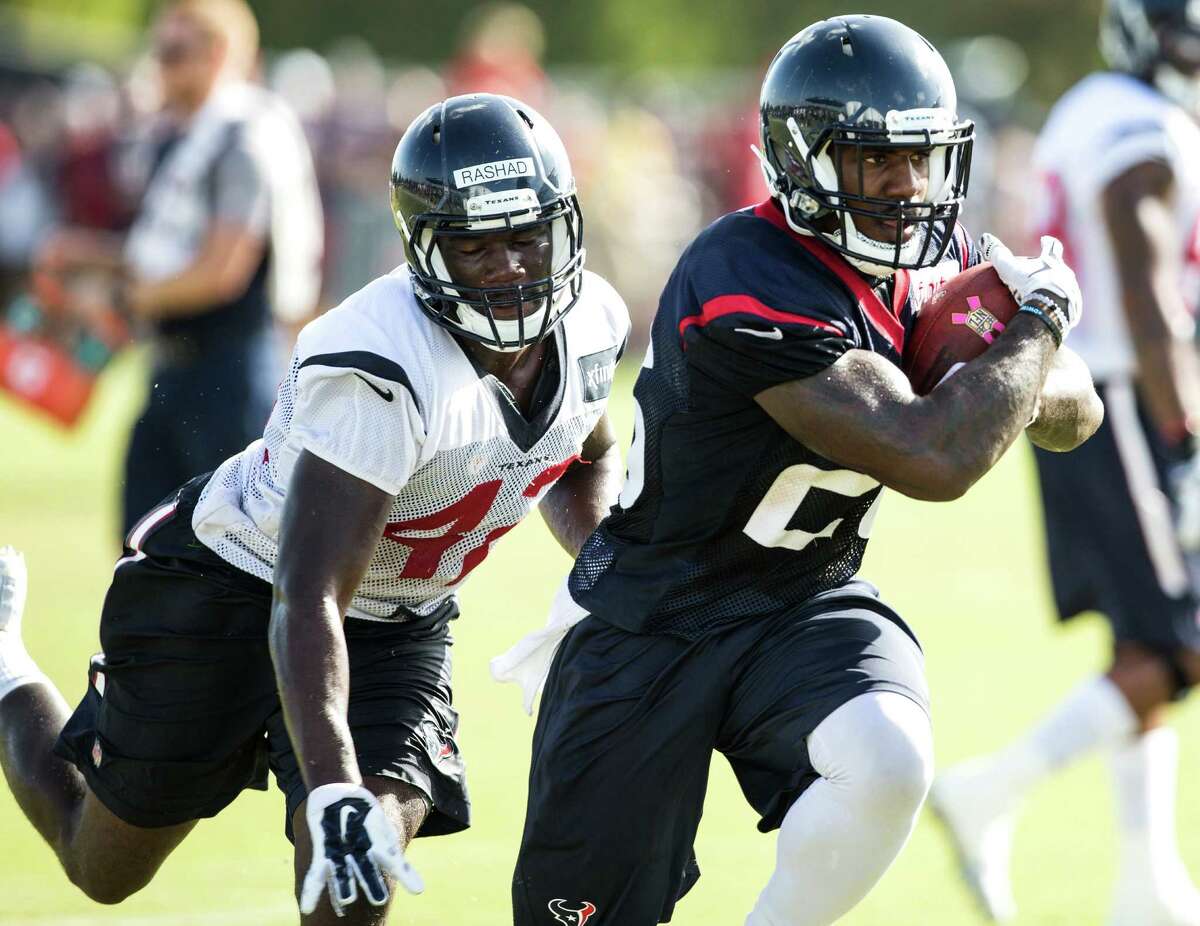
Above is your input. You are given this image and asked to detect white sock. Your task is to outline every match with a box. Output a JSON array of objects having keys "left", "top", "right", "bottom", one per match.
[
  {"left": 0, "top": 547, "right": 47, "bottom": 702},
  {"left": 1110, "top": 727, "right": 1195, "bottom": 896},
  {"left": 745, "top": 692, "right": 934, "bottom": 926},
  {"left": 0, "top": 633, "right": 46, "bottom": 703},
  {"left": 973, "top": 676, "right": 1137, "bottom": 813}
]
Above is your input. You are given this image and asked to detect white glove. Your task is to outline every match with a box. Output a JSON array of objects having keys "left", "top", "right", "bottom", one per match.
[
  {"left": 1175, "top": 454, "right": 1200, "bottom": 552},
  {"left": 299, "top": 783, "right": 424, "bottom": 917},
  {"left": 978, "top": 233, "right": 1083, "bottom": 346}
]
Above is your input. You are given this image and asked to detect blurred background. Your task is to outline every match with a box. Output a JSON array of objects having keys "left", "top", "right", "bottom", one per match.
[
  {"left": 1, "top": 1, "right": 1196, "bottom": 925},
  {"left": 0, "top": 0, "right": 1097, "bottom": 345}
]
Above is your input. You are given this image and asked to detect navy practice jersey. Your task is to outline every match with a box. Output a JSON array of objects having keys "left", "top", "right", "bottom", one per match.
[{"left": 568, "top": 199, "right": 977, "bottom": 639}]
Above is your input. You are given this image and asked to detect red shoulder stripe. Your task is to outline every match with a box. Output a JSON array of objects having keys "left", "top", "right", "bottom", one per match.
[
  {"left": 892, "top": 269, "right": 910, "bottom": 316},
  {"left": 752, "top": 200, "right": 904, "bottom": 352},
  {"left": 679, "top": 293, "right": 845, "bottom": 340},
  {"left": 954, "top": 222, "right": 970, "bottom": 270}
]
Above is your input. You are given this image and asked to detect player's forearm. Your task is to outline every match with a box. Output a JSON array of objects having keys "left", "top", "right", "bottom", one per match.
[
  {"left": 1026, "top": 347, "right": 1104, "bottom": 452},
  {"left": 540, "top": 443, "right": 622, "bottom": 557},
  {"left": 916, "top": 314, "right": 1058, "bottom": 495},
  {"left": 268, "top": 596, "right": 361, "bottom": 789},
  {"left": 1130, "top": 328, "right": 1200, "bottom": 440},
  {"left": 1106, "top": 162, "right": 1200, "bottom": 437}
]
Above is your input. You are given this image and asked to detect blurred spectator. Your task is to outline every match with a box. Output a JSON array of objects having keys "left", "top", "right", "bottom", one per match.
[
  {"left": 36, "top": 0, "right": 323, "bottom": 539},
  {"left": 444, "top": 2, "right": 548, "bottom": 109}
]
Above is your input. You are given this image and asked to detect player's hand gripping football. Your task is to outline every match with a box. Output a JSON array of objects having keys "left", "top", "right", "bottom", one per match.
[
  {"left": 299, "top": 783, "right": 424, "bottom": 918},
  {"left": 978, "top": 233, "right": 1083, "bottom": 347}
]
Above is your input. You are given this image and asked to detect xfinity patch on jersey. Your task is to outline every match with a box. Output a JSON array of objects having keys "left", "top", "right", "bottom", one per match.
[
  {"left": 454, "top": 158, "right": 536, "bottom": 188},
  {"left": 578, "top": 346, "right": 619, "bottom": 403}
]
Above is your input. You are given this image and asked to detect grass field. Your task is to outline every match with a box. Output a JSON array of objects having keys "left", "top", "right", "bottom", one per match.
[{"left": 0, "top": 349, "right": 1197, "bottom": 925}]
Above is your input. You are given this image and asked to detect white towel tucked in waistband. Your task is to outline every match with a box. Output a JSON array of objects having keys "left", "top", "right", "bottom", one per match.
[{"left": 489, "top": 578, "right": 589, "bottom": 715}]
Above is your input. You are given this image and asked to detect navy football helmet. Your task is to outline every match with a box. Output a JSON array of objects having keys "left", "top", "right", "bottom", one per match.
[
  {"left": 755, "top": 15, "right": 974, "bottom": 276},
  {"left": 1102, "top": 0, "right": 1200, "bottom": 109},
  {"left": 389, "top": 94, "right": 584, "bottom": 352}
]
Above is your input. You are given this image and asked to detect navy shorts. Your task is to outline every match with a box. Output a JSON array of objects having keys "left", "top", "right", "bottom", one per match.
[
  {"left": 512, "top": 581, "right": 929, "bottom": 925},
  {"left": 54, "top": 477, "right": 470, "bottom": 840},
  {"left": 1034, "top": 379, "right": 1200, "bottom": 653}
]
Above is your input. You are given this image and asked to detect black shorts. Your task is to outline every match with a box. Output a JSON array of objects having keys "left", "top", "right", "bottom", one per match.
[
  {"left": 1035, "top": 379, "right": 1200, "bottom": 653},
  {"left": 512, "top": 581, "right": 929, "bottom": 925},
  {"left": 53, "top": 477, "right": 470, "bottom": 840}
]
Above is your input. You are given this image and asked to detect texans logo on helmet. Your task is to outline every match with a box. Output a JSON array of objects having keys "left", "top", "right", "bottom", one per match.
[{"left": 548, "top": 899, "right": 597, "bottom": 925}]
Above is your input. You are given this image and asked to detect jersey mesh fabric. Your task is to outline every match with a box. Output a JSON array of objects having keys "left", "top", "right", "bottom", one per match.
[
  {"left": 569, "top": 205, "right": 969, "bottom": 639},
  {"left": 194, "top": 267, "right": 629, "bottom": 621}
]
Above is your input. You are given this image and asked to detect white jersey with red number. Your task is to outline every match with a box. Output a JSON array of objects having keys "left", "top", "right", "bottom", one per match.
[
  {"left": 192, "top": 265, "right": 629, "bottom": 621},
  {"left": 1030, "top": 71, "right": 1200, "bottom": 381}
]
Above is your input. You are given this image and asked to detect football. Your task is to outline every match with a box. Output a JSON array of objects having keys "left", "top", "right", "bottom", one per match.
[{"left": 902, "top": 262, "right": 1020, "bottom": 395}]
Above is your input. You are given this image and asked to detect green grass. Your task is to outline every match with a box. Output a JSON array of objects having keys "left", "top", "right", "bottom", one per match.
[{"left": 0, "top": 352, "right": 1196, "bottom": 925}]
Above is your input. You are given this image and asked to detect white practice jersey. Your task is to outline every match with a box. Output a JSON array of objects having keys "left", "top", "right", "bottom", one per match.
[
  {"left": 1031, "top": 71, "right": 1200, "bottom": 381},
  {"left": 192, "top": 266, "right": 630, "bottom": 621}
]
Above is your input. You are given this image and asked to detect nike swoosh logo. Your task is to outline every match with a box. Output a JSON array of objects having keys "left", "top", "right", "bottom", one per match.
[
  {"left": 353, "top": 373, "right": 394, "bottom": 401},
  {"left": 733, "top": 326, "right": 784, "bottom": 340}
]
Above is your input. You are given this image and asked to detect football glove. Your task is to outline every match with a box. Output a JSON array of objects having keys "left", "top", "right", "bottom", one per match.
[
  {"left": 299, "top": 783, "right": 424, "bottom": 918},
  {"left": 978, "top": 234, "right": 1082, "bottom": 347}
]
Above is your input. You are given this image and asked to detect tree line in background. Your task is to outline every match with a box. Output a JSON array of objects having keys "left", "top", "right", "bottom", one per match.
[{"left": 1, "top": 0, "right": 1105, "bottom": 107}]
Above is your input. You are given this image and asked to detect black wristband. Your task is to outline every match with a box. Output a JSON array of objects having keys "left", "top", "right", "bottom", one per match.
[{"left": 1016, "top": 303, "right": 1063, "bottom": 347}]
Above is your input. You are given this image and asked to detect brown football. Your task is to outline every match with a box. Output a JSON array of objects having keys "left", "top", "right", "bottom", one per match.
[{"left": 902, "top": 262, "right": 1020, "bottom": 395}]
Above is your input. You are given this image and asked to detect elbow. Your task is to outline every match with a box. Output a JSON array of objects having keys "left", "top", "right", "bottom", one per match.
[
  {"left": 1069, "top": 390, "right": 1106, "bottom": 450},
  {"left": 881, "top": 448, "right": 981, "bottom": 502}
]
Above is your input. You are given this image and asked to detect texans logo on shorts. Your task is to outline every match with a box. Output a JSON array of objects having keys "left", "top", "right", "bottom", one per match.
[{"left": 548, "top": 898, "right": 597, "bottom": 925}]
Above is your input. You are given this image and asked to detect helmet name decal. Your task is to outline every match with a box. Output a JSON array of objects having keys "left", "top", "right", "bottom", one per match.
[{"left": 454, "top": 157, "right": 536, "bottom": 188}]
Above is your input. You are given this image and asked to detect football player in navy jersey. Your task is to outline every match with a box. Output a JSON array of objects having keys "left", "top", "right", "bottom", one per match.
[{"left": 508, "top": 16, "right": 1103, "bottom": 926}]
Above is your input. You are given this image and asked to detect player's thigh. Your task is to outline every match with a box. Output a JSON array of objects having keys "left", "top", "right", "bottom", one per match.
[
  {"left": 291, "top": 776, "right": 430, "bottom": 926},
  {"left": 54, "top": 486, "right": 279, "bottom": 831},
  {"left": 63, "top": 789, "right": 198, "bottom": 902},
  {"left": 514, "top": 617, "right": 721, "bottom": 926},
  {"left": 718, "top": 593, "right": 930, "bottom": 831},
  {"left": 271, "top": 608, "right": 467, "bottom": 845}
]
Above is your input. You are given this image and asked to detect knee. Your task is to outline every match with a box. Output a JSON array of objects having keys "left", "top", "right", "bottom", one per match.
[
  {"left": 63, "top": 856, "right": 148, "bottom": 905},
  {"left": 1110, "top": 643, "right": 1196, "bottom": 714},
  {"left": 811, "top": 692, "right": 934, "bottom": 814}
]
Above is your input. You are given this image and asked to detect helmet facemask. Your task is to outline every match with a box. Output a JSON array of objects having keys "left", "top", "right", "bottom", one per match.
[
  {"left": 400, "top": 190, "right": 585, "bottom": 353},
  {"left": 756, "top": 108, "right": 973, "bottom": 276}
]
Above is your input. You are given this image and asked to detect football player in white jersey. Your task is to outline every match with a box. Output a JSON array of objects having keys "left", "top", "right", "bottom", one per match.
[
  {"left": 0, "top": 93, "right": 630, "bottom": 924},
  {"left": 932, "top": 3, "right": 1200, "bottom": 924}
]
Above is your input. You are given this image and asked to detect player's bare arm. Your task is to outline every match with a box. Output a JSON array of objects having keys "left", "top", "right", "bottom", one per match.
[
  {"left": 1104, "top": 159, "right": 1200, "bottom": 438},
  {"left": 269, "top": 450, "right": 393, "bottom": 789},
  {"left": 756, "top": 313, "right": 1057, "bottom": 502},
  {"left": 539, "top": 411, "right": 622, "bottom": 557},
  {"left": 1026, "top": 347, "right": 1104, "bottom": 452}
]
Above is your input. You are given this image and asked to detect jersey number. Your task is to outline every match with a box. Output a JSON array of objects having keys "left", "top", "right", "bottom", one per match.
[
  {"left": 383, "top": 456, "right": 581, "bottom": 584},
  {"left": 742, "top": 464, "right": 881, "bottom": 551}
]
